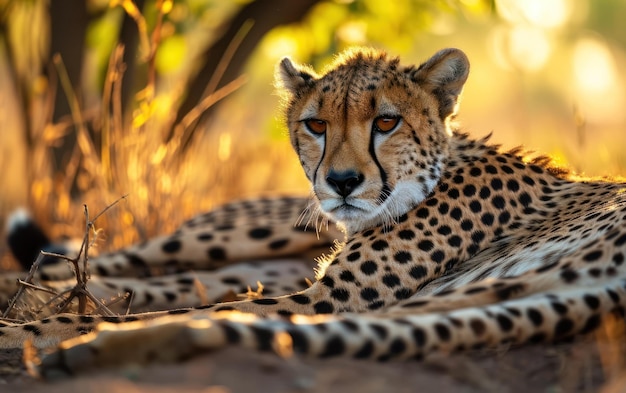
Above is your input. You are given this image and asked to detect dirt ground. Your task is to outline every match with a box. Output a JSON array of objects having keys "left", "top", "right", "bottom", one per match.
[{"left": 1, "top": 335, "right": 625, "bottom": 393}]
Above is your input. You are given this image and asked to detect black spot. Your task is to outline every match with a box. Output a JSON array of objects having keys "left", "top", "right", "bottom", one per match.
[
  {"left": 528, "top": 333, "right": 547, "bottom": 343},
  {"left": 398, "top": 230, "right": 416, "bottom": 240},
  {"left": 164, "top": 292, "right": 177, "bottom": 302},
  {"left": 491, "top": 196, "right": 506, "bottom": 209},
  {"left": 394, "top": 288, "right": 412, "bottom": 300},
  {"left": 79, "top": 316, "right": 95, "bottom": 323},
  {"left": 450, "top": 208, "right": 463, "bottom": 220},
  {"left": 469, "top": 167, "right": 482, "bottom": 176},
  {"left": 360, "top": 261, "right": 378, "bottom": 275},
  {"left": 249, "top": 228, "right": 272, "bottom": 239},
  {"left": 382, "top": 274, "right": 401, "bottom": 288},
  {"left": 330, "top": 288, "right": 350, "bottom": 302},
  {"left": 372, "top": 240, "right": 389, "bottom": 250},
  {"left": 495, "top": 283, "right": 525, "bottom": 300},
  {"left": 607, "top": 289, "right": 620, "bottom": 303},
  {"left": 518, "top": 192, "right": 532, "bottom": 207},
  {"left": 339, "top": 270, "right": 355, "bottom": 282},
  {"left": 313, "top": 301, "right": 334, "bottom": 314},
  {"left": 469, "top": 200, "right": 482, "bottom": 213},
  {"left": 197, "top": 233, "right": 213, "bottom": 241},
  {"left": 479, "top": 186, "right": 491, "bottom": 199},
  {"left": 460, "top": 219, "right": 473, "bottom": 231},
  {"left": 221, "top": 323, "right": 241, "bottom": 343},
  {"left": 320, "top": 276, "right": 335, "bottom": 288},
  {"left": 23, "top": 325, "right": 42, "bottom": 336},
  {"left": 430, "top": 250, "right": 445, "bottom": 263},
  {"left": 221, "top": 277, "right": 242, "bottom": 285},
  {"left": 469, "top": 319, "right": 486, "bottom": 336},
  {"left": 252, "top": 298, "right": 279, "bottom": 305},
  {"left": 583, "top": 250, "right": 603, "bottom": 262},
  {"left": 580, "top": 314, "right": 602, "bottom": 334},
  {"left": 526, "top": 308, "right": 543, "bottom": 326},
  {"left": 370, "top": 324, "right": 388, "bottom": 339},
  {"left": 361, "top": 287, "right": 379, "bottom": 301},
  {"left": 388, "top": 338, "right": 407, "bottom": 355},
  {"left": 554, "top": 318, "right": 574, "bottom": 337},
  {"left": 529, "top": 165, "right": 544, "bottom": 173},
  {"left": 412, "top": 327, "right": 427, "bottom": 347},
  {"left": 416, "top": 208, "right": 429, "bottom": 218},
  {"left": 250, "top": 326, "right": 275, "bottom": 351},
  {"left": 269, "top": 239, "right": 289, "bottom": 250},
  {"left": 506, "top": 180, "right": 520, "bottom": 192},
  {"left": 409, "top": 265, "right": 427, "bottom": 279},
  {"left": 354, "top": 340, "right": 375, "bottom": 358},
  {"left": 437, "top": 225, "right": 452, "bottom": 235},
  {"left": 498, "top": 211, "right": 511, "bottom": 224},
  {"left": 418, "top": 240, "right": 434, "bottom": 251},
  {"left": 56, "top": 316, "right": 73, "bottom": 324},
  {"left": 560, "top": 269, "right": 579, "bottom": 283},
  {"left": 208, "top": 247, "right": 227, "bottom": 260},
  {"left": 287, "top": 328, "right": 309, "bottom": 353},
  {"left": 551, "top": 302, "right": 568, "bottom": 315},
  {"left": 368, "top": 300, "right": 385, "bottom": 310},
  {"left": 448, "top": 236, "right": 462, "bottom": 248},
  {"left": 490, "top": 178, "right": 503, "bottom": 190},
  {"left": 289, "top": 294, "right": 311, "bottom": 304},
  {"left": 471, "top": 231, "right": 485, "bottom": 244},
  {"left": 162, "top": 239, "right": 182, "bottom": 253},
  {"left": 496, "top": 314, "right": 514, "bottom": 332},
  {"left": 463, "top": 185, "right": 476, "bottom": 197},
  {"left": 465, "top": 286, "right": 487, "bottom": 294},
  {"left": 583, "top": 294, "right": 600, "bottom": 310},
  {"left": 394, "top": 251, "right": 412, "bottom": 264},
  {"left": 347, "top": 252, "right": 361, "bottom": 262},
  {"left": 168, "top": 309, "right": 191, "bottom": 315},
  {"left": 614, "top": 233, "right": 626, "bottom": 246},
  {"left": 434, "top": 323, "right": 451, "bottom": 341},
  {"left": 340, "top": 320, "right": 360, "bottom": 332}
]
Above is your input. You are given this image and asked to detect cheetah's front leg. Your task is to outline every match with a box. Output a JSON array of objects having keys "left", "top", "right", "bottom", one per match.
[{"left": 211, "top": 220, "right": 461, "bottom": 316}]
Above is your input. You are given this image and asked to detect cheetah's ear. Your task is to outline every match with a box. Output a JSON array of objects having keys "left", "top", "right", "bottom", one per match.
[
  {"left": 411, "top": 48, "right": 470, "bottom": 119},
  {"left": 276, "top": 57, "right": 318, "bottom": 95}
]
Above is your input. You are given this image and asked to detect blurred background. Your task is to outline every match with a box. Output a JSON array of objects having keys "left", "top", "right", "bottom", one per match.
[{"left": 0, "top": 0, "right": 625, "bottom": 267}]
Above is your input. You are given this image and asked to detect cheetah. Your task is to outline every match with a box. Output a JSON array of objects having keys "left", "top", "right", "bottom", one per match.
[{"left": 2, "top": 47, "right": 626, "bottom": 377}]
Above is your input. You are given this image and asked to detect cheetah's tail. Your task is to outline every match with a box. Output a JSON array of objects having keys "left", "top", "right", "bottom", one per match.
[{"left": 5, "top": 209, "right": 75, "bottom": 270}]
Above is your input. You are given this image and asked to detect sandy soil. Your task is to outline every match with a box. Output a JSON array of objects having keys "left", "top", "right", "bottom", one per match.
[{"left": 1, "top": 335, "right": 624, "bottom": 393}]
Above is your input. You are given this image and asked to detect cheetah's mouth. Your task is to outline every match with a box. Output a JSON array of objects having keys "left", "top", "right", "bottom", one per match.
[{"left": 327, "top": 201, "right": 368, "bottom": 221}]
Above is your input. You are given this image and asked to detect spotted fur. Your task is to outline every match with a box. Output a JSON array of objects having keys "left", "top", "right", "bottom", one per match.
[{"left": 2, "top": 48, "right": 626, "bottom": 377}]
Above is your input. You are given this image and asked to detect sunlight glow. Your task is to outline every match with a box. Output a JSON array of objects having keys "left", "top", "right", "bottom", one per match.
[
  {"left": 573, "top": 38, "right": 615, "bottom": 93},
  {"left": 496, "top": 0, "right": 570, "bottom": 29},
  {"left": 262, "top": 33, "right": 300, "bottom": 60},
  {"left": 489, "top": 25, "right": 551, "bottom": 71},
  {"left": 492, "top": 0, "right": 572, "bottom": 72},
  {"left": 572, "top": 37, "right": 625, "bottom": 123},
  {"left": 337, "top": 21, "right": 367, "bottom": 44},
  {"left": 218, "top": 132, "right": 232, "bottom": 162}
]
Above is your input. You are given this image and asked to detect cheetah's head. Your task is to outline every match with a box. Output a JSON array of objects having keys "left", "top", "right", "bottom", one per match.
[{"left": 277, "top": 48, "right": 469, "bottom": 233}]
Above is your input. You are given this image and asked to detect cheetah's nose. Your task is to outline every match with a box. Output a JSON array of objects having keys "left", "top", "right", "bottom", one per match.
[{"left": 326, "top": 170, "right": 364, "bottom": 197}]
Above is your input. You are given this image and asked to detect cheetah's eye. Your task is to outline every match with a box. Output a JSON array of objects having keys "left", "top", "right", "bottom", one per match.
[
  {"left": 373, "top": 116, "right": 401, "bottom": 133},
  {"left": 304, "top": 119, "right": 327, "bottom": 134}
]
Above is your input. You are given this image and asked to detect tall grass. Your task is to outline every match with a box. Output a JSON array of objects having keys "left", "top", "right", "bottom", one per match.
[{"left": 0, "top": 1, "right": 309, "bottom": 267}]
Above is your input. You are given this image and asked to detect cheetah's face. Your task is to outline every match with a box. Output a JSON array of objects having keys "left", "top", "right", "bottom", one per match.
[{"left": 278, "top": 48, "right": 469, "bottom": 233}]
